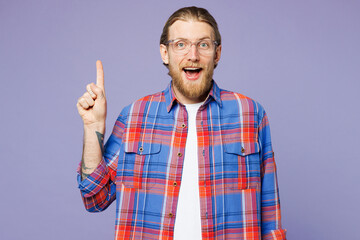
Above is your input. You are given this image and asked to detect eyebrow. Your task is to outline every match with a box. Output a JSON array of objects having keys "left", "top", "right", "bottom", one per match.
[{"left": 174, "top": 37, "right": 212, "bottom": 41}]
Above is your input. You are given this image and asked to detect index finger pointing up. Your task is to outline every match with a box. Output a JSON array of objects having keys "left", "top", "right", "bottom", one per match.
[{"left": 96, "top": 60, "right": 105, "bottom": 90}]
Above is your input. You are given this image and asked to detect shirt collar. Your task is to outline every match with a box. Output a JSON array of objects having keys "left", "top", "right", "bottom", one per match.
[{"left": 165, "top": 80, "right": 222, "bottom": 113}]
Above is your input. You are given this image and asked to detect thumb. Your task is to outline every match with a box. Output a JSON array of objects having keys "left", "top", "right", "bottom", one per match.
[{"left": 96, "top": 60, "right": 105, "bottom": 90}]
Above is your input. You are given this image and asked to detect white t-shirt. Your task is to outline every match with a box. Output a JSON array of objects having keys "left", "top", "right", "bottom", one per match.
[{"left": 173, "top": 102, "right": 203, "bottom": 240}]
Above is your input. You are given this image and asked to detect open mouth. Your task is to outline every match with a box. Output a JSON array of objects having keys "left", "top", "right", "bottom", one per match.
[{"left": 183, "top": 67, "right": 202, "bottom": 80}]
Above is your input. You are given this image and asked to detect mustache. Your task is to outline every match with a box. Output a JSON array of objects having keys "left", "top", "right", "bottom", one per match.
[{"left": 180, "top": 63, "right": 204, "bottom": 69}]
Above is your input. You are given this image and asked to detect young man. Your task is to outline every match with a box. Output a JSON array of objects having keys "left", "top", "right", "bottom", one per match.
[{"left": 77, "top": 6, "right": 286, "bottom": 240}]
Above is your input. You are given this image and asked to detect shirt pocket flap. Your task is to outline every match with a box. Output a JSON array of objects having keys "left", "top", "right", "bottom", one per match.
[
  {"left": 124, "top": 142, "right": 161, "bottom": 155},
  {"left": 224, "top": 141, "right": 260, "bottom": 156}
]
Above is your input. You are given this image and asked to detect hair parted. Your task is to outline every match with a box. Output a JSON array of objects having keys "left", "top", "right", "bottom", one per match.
[{"left": 160, "top": 6, "right": 221, "bottom": 46}]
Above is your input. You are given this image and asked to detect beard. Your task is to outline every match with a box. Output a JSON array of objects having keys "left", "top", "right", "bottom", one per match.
[{"left": 169, "top": 62, "right": 214, "bottom": 101}]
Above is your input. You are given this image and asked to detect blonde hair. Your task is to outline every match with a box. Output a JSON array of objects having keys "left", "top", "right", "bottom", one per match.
[{"left": 160, "top": 6, "right": 221, "bottom": 46}]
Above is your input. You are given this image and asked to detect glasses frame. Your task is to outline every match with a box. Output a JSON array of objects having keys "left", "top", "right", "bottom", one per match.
[{"left": 165, "top": 38, "right": 219, "bottom": 56}]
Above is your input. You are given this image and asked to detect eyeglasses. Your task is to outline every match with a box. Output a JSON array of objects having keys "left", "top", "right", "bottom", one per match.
[{"left": 165, "top": 38, "right": 218, "bottom": 56}]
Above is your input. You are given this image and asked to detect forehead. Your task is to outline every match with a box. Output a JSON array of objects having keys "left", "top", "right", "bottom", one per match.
[{"left": 168, "top": 20, "right": 214, "bottom": 40}]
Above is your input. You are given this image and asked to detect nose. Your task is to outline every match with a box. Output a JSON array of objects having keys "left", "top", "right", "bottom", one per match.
[{"left": 187, "top": 44, "right": 200, "bottom": 62}]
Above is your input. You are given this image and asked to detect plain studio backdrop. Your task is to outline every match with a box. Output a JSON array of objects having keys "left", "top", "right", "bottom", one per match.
[{"left": 1, "top": 0, "right": 359, "bottom": 239}]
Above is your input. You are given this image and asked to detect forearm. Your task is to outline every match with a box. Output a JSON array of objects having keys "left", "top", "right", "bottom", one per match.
[
  {"left": 261, "top": 154, "right": 283, "bottom": 232},
  {"left": 81, "top": 123, "right": 105, "bottom": 180},
  {"left": 78, "top": 156, "right": 117, "bottom": 212}
]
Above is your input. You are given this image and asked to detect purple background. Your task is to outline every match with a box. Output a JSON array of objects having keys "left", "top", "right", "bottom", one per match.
[{"left": 1, "top": 0, "right": 359, "bottom": 239}]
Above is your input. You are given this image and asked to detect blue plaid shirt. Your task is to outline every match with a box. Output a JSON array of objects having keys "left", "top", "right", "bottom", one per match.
[{"left": 78, "top": 81, "right": 286, "bottom": 239}]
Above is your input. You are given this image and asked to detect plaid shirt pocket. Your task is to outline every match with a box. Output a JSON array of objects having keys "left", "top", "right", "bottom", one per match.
[
  {"left": 120, "top": 142, "right": 161, "bottom": 189},
  {"left": 223, "top": 140, "right": 260, "bottom": 190}
]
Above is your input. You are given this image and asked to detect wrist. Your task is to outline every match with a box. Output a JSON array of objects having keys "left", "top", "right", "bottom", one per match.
[{"left": 84, "top": 122, "right": 105, "bottom": 134}]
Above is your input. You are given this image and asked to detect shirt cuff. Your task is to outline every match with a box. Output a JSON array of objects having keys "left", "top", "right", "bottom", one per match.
[
  {"left": 77, "top": 159, "right": 110, "bottom": 197},
  {"left": 263, "top": 229, "right": 287, "bottom": 240}
]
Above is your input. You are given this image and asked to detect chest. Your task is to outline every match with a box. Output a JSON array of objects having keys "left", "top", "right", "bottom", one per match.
[{"left": 116, "top": 101, "right": 261, "bottom": 191}]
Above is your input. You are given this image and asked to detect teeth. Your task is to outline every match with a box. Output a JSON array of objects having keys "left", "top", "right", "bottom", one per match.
[{"left": 184, "top": 68, "right": 201, "bottom": 70}]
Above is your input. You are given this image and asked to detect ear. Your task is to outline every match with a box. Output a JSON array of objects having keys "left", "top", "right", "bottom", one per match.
[
  {"left": 160, "top": 44, "right": 169, "bottom": 64},
  {"left": 214, "top": 45, "right": 222, "bottom": 65}
]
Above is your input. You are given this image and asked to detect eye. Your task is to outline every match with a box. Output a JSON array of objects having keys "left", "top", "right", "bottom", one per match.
[
  {"left": 175, "top": 41, "right": 186, "bottom": 49},
  {"left": 198, "top": 41, "right": 210, "bottom": 49}
]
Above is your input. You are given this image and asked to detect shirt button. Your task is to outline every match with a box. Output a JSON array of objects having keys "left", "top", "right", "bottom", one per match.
[
  {"left": 173, "top": 181, "right": 177, "bottom": 187},
  {"left": 139, "top": 147, "right": 144, "bottom": 152},
  {"left": 241, "top": 147, "right": 245, "bottom": 153},
  {"left": 169, "top": 212, "right": 173, "bottom": 218},
  {"left": 177, "top": 152, "right": 182, "bottom": 157},
  {"left": 181, "top": 123, "right": 186, "bottom": 128}
]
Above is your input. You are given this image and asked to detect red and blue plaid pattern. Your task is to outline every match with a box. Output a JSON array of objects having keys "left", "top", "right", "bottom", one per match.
[{"left": 78, "top": 81, "right": 286, "bottom": 239}]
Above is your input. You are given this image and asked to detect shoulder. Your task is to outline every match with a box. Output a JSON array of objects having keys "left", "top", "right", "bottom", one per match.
[{"left": 219, "top": 89, "right": 265, "bottom": 116}]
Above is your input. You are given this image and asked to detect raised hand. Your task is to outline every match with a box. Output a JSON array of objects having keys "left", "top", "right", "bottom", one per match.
[{"left": 77, "top": 60, "right": 107, "bottom": 127}]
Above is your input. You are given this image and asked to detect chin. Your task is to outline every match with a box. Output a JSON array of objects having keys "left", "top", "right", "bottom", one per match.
[
  {"left": 169, "top": 62, "right": 214, "bottom": 100},
  {"left": 177, "top": 76, "right": 212, "bottom": 99}
]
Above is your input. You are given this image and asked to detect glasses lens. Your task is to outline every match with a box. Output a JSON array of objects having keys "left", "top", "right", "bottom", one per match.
[{"left": 173, "top": 40, "right": 188, "bottom": 51}]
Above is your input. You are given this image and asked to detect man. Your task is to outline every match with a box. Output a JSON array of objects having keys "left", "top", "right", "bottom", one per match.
[{"left": 77, "top": 6, "right": 286, "bottom": 240}]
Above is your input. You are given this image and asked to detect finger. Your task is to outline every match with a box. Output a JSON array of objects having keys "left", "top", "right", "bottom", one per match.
[
  {"left": 90, "top": 82, "right": 105, "bottom": 100},
  {"left": 83, "top": 92, "right": 95, "bottom": 107},
  {"left": 78, "top": 97, "right": 90, "bottom": 109},
  {"left": 86, "top": 83, "right": 96, "bottom": 99},
  {"left": 76, "top": 101, "right": 87, "bottom": 113},
  {"left": 96, "top": 60, "right": 105, "bottom": 90}
]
